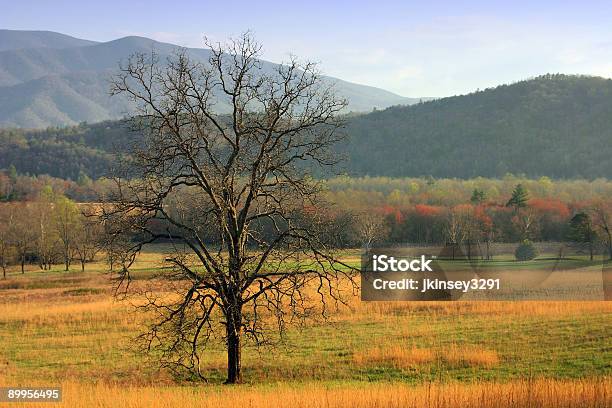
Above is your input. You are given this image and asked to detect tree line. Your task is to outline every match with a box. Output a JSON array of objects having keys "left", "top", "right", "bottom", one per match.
[
  {"left": 339, "top": 183, "right": 611, "bottom": 258},
  {"left": 1, "top": 179, "right": 611, "bottom": 280},
  {"left": 2, "top": 168, "right": 612, "bottom": 208},
  {"left": 0, "top": 187, "right": 103, "bottom": 277},
  {"left": 0, "top": 167, "right": 115, "bottom": 202}
]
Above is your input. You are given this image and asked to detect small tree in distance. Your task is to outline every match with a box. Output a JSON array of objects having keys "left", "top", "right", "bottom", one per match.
[
  {"left": 568, "top": 212, "right": 596, "bottom": 261},
  {"left": 106, "top": 32, "right": 356, "bottom": 383},
  {"left": 592, "top": 203, "right": 612, "bottom": 261},
  {"left": 506, "top": 184, "right": 535, "bottom": 240},
  {"left": 470, "top": 188, "right": 486, "bottom": 204},
  {"left": 74, "top": 214, "right": 104, "bottom": 271},
  {"left": 7, "top": 202, "right": 36, "bottom": 273},
  {"left": 515, "top": 240, "right": 538, "bottom": 261},
  {"left": 506, "top": 183, "right": 529, "bottom": 211},
  {"left": 54, "top": 195, "right": 81, "bottom": 271},
  {"left": 356, "top": 211, "right": 387, "bottom": 250},
  {"left": 0, "top": 208, "right": 12, "bottom": 278}
]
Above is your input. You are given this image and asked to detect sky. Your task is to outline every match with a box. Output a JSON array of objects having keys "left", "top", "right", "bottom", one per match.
[{"left": 3, "top": 0, "right": 612, "bottom": 97}]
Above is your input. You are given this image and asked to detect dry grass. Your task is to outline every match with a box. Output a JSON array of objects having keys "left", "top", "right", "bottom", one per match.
[
  {"left": 345, "top": 297, "right": 612, "bottom": 319},
  {"left": 0, "top": 247, "right": 610, "bottom": 407},
  {"left": 443, "top": 344, "right": 500, "bottom": 368},
  {"left": 352, "top": 344, "right": 499, "bottom": 369},
  {"left": 4, "top": 379, "right": 609, "bottom": 408}
]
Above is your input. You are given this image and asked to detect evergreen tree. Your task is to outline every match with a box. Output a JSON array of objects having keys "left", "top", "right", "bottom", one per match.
[
  {"left": 506, "top": 184, "right": 529, "bottom": 210},
  {"left": 470, "top": 189, "right": 486, "bottom": 204}
]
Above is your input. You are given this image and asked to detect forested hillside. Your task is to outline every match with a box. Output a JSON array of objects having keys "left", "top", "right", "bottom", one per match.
[
  {"left": 341, "top": 74, "right": 612, "bottom": 178},
  {"left": 0, "top": 121, "right": 126, "bottom": 180},
  {"left": 1, "top": 75, "right": 612, "bottom": 180}
]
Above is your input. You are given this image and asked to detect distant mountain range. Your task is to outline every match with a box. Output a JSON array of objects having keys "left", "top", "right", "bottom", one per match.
[
  {"left": 0, "top": 29, "right": 427, "bottom": 128},
  {"left": 2, "top": 74, "right": 611, "bottom": 179},
  {"left": 0, "top": 29, "right": 97, "bottom": 51}
]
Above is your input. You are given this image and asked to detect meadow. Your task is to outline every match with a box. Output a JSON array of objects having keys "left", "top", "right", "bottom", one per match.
[{"left": 0, "top": 245, "right": 610, "bottom": 407}]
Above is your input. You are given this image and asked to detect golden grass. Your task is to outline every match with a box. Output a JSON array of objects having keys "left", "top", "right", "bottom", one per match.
[
  {"left": 443, "top": 344, "right": 500, "bottom": 368},
  {"left": 0, "top": 299, "right": 121, "bottom": 321},
  {"left": 345, "top": 298, "right": 612, "bottom": 319},
  {"left": 352, "top": 344, "right": 499, "bottom": 369},
  {"left": 4, "top": 379, "right": 609, "bottom": 408},
  {"left": 1, "top": 247, "right": 610, "bottom": 408}
]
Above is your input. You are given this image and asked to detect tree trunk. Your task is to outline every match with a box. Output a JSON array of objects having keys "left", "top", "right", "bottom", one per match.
[
  {"left": 21, "top": 254, "right": 25, "bottom": 274},
  {"left": 225, "top": 310, "right": 242, "bottom": 384}
]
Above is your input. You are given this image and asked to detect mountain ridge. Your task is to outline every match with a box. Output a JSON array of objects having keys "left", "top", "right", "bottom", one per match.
[
  {"left": 0, "top": 30, "right": 424, "bottom": 128},
  {"left": 0, "top": 29, "right": 97, "bottom": 51},
  {"left": 1, "top": 74, "right": 610, "bottom": 180},
  {"left": 340, "top": 73, "right": 612, "bottom": 179}
]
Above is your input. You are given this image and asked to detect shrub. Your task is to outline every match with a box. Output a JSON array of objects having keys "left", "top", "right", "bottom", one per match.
[{"left": 515, "top": 240, "right": 538, "bottom": 261}]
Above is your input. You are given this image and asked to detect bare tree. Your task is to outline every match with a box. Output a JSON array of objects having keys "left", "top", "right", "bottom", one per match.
[
  {"left": 106, "top": 33, "right": 355, "bottom": 383},
  {"left": 512, "top": 207, "right": 537, "bottom": 241},
  {"left": 0, "top": 205, "right": 13, "bottom": 278},
  {"left": 592, "top": 203, "right": 612, "bottom": 261},
  {"left": 33, "top": 186, "right": 59, "bottom": 271},
  {"left": 74, "top": 211, "right": 104, "bottom": 271},
  {"left": 483, "top": 219, "right": 496, "bottom": 261},
  {"left": 7, "top": 202, "right": 36, "bottom": 273},
  {"left": 444, "top": 207, "right": 467, "bottom": 260},
  {"left": 54, "top": 195, "right": 81, "bottom": 271},
  {"left": 355, "top": 212, "right": 387, "bottom": 250}
]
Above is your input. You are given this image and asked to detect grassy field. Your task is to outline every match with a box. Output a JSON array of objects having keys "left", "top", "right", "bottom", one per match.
[{"left": 0, "top": 246, "right": 610, "bottom": 407}]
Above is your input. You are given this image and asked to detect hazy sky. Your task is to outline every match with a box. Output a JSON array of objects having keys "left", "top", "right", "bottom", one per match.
[{"left": 3, "top": 0, "right": 612, "bottom": 97}]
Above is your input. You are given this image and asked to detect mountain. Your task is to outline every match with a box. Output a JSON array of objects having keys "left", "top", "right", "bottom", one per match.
[
  {"left": 0, "top": 30, "right": 423, "bottom": 128},
  {"left": 0, "top": 72, "right": 134, "bottom": 128},
  {"left": 339, "top": 74, "right": 612, "bottom": 179},
  {"left": 1, "top": 74, "right": 611, "bottom": 180},
  {"left": 0, "top": 29, "right": 97, "bottom": 51}
]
